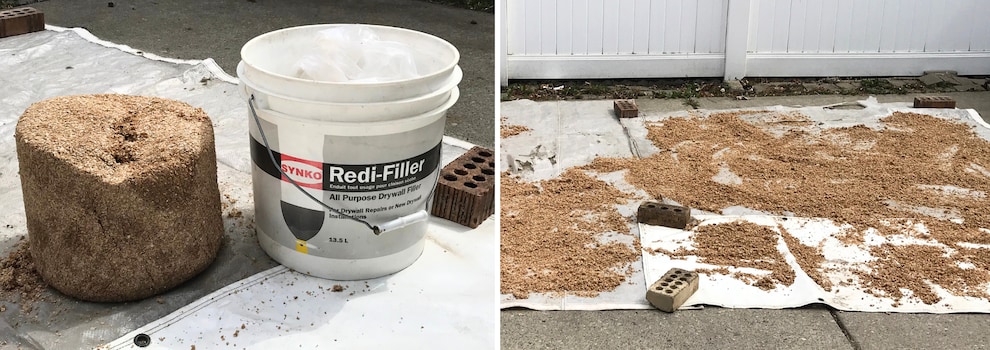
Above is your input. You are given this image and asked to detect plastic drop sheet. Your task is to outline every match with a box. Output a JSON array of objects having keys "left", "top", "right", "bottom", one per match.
[
  {"left": 499, "top": 97, "right": 990, "bottom": 312},
  {"left": 0, "top": 27, "right": 496, "bottom": 349}
]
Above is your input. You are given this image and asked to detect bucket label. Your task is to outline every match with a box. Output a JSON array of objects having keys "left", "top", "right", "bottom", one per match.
[
  {"left": 279, "top": 155, "right": 324, "bottom": 189},
  {"left": 251, "top": 139, "right": 441, "bottom": 193}
]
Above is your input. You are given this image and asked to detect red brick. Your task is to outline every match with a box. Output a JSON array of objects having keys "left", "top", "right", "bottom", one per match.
[
  {"left": 646, "top": 268, "right": 700, "bottom": 312},
  {"left": 0, "top": 7, "right": 44, "bottom": 38},
  {"left": 913, "top": 96, "right": 956, "bottom": 109},
  {"left": 430, "top": 146, "right": 495, "bottom": 228},
  {"left": 637, "top": 201, "right": 691, "bottom": 229},
  {"left": 614, "top": 99, "right": 638, "bottom": 118}
]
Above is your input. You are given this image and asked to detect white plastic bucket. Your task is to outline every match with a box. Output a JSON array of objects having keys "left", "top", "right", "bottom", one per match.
[{"left": 239, "top": 24, "right": 461, "bottom": 280}]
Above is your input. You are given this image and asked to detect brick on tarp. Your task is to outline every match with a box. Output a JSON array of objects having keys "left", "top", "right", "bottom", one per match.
[
  {"left": 913, "top": 96, "right": 957, "bottom": 109},
  {"left": 0, "top": 7, "right": 44, "bottom": 38},
  {"left": 646, "top": 268, "right": 700, "bottom": 313},
  {"left": 614, "top": 99, "right": 638, "bottom": 118},
  {"left": 637, "top": 201, "right": 691, "bottom": 229},
  {"left": 430, "top": 146, "right": 495, "bottom": 228}
]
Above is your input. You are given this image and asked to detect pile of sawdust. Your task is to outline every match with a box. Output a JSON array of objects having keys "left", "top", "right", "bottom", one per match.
[
  {"left": 583, "top": 111, "right": 990, "bottom": 303},
  {"left": 0, "top": 240, "right": 47, "bottom": 313},
  {"left": 500, "top": 169, "right": 639, "bottom": 299},
  {"left": 500, "top": 117, "right": 531, "bottom": 139}
]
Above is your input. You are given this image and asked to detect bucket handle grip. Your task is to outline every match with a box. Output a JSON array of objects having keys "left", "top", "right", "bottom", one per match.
[{"left": 247, "top": 94, "right": 431, "bottom": 235}]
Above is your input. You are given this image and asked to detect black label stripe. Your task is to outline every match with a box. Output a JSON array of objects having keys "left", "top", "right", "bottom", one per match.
[
  {"left": 250, "top": 137, "right": 442, "bottom": 193},
  {"left": 251, "top": 137, "right": 282, "bottom": 180}
]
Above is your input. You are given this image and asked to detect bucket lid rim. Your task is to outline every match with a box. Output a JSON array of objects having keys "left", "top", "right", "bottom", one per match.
[
  {"left": 239, "top": 23, "right": 460, "bottom": 87},
  {"left": 239, "top": 63, "right": 462, "bottom": 106}
]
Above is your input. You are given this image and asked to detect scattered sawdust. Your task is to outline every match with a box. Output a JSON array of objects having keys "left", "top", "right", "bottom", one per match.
[
  {"left": 857, "top": 244, "right": 990, "bottom": 306},
  {"left": 582, "top": 111, "right": 990, "bottom": 304},
  {"left": 500, "top": 117, "right": 531, "bottom": 138},
  {"left": 780, "top": 228, "right": 833, "bottom": 291},
  {"left": 0, "top": 240, "right": 48, "bottom": 314},
  {"left": 500, "top": 169, "right": 639, "bottom": 299},
  {"left": 665, "top": 221, "right": 795, "bottom": 290}
]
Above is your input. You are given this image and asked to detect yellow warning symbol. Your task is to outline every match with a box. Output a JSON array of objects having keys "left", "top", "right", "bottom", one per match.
[{"left": 295, "top": 239, "right": 308, "bottom": 254}]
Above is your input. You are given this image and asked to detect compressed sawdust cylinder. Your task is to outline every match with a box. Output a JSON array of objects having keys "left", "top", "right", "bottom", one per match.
[{"left": 14, "top": 94, "right": 224, "bottom": 302}]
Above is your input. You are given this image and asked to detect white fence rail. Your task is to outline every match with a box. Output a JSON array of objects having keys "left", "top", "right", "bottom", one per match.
[{"left": 500, "top": 0, "right": 990, "bottom": 84}]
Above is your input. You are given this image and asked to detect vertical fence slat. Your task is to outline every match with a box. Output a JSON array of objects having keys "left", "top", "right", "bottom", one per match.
[
  {"left": 833, "top": 0, "right": 853, "bottom": 52},
  {"left": 893, "top": 0, "right": 914, "bottom": 52},
  {"left": 787, "top": 0, "right": 807, "bottom": 52},
  {"left": 556, "top": 0, "right": 573, "bottom": 54},
  {"left": 648, "top": 0, "right": 666, "bottom": 54},
  {"left": 523, "top": 0, "right": 541, "bottom": 54},
  {"left": 771, "top": 0, "right": 790, "bottom": 52},
  {"left": 506, "top": 0, "right": 525, "bottom": 55},
  {"left": 878, "top": 0, "right": 898, "bottom": 52},
  {"left": 540, "top": 0, "right": 557, "bottom": 54},
  {"left": 602, "top": 0, "right": 620, "bottom": 54},
  {"left": 945, "top": 3, "right": 974, "bottom": 52},
  {"left": 947, "top": 1, "right": 972, "bottom": 52},
  {"left": 974, "top": 0, "right": 990, "bottom": 51},
  {"left": 679, "top": 0, "right": 698, "bottom": 53},
  {"left": 802, "top": 0, "right": 822, "bottom": 53},
  {"left": 587, "top": 0, "right": 605, "bottom": 54},
  {"left": 846, "top": 0, "right": 868, "bottom": 52},
  {"left": 695, "top": 0, "right": 714, "bottom": 53},
  {"left": 632, "top": 0, "right": 651, "bottom": 54},
  {"left": 571, "top": 0, "right": 589, "bottom": 54},
  {"left": 908, "top": 0, "right": 928, "bottom": 52},
  {"left": 862, "top": 0, "right": 884, "bottom": 52},
  {"left": 717, "top": 0, "right": 729, "bottom": 54},
  {"left": 818, "top": 1, "right": 838, "bottom": 52},
  {"left": 617, "top": 0, "right": 635, "bottom": 54},
  {"left": 925, "top": 0, "right": 947, "bottom": 52},
  {"left": 664, "top": 0, "right": 683, "bottom": 53},
  {"left": 754, "top": 0, "right": 773, "bottom": 53}
]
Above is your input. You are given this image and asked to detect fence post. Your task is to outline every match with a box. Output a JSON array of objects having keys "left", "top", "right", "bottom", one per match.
[
  {"left": 499, "top": 0, "right": 509, "bottom": 86},
  {"left": 723, "top": 0, "right": 752, "bottom": 81}
]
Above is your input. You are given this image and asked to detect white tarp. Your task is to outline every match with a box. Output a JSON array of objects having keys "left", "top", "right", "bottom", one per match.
[
  {"left": 0, "top": 27, "right": 496, "bottom": 349},
  {"left": 102, "top": 218, "right": 495, "bottom": 349},
  {"left": 499, "top": 97, "right": 990, "bottom": 312}
]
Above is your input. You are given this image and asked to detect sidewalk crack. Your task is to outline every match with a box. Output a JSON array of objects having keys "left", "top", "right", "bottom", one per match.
[{"left": 829, "top": 308, "right": 863, "bottom": 350}]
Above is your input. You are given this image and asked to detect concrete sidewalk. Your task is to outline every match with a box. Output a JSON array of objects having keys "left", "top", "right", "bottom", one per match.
[
  {"left": 501, "top": 91, "right": 990, "bottom": 350},
  {"left": 29, "top": 0, "right": 494, "bottom": 148}
]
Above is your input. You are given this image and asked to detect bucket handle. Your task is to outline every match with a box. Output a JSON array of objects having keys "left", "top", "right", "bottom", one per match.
[{"left": 247, "top": 94, "right": 433, "bottom": 235}]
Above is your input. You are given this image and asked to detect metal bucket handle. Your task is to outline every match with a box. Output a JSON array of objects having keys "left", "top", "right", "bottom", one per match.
[{"left": 247, "top": 94, "right": 434, "bottom": 235}]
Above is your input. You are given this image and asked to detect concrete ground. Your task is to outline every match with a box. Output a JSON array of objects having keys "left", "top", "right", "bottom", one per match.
[
  {"left": 30, "top": 0, "right": 495, "bottom": 148},
  {"left": 502, "top": 91, "right": 990, "bottom": 350}
]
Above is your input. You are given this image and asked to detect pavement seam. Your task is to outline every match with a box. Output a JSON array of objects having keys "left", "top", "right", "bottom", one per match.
[
  {"left": 829, "top": 309, "right": 863, "bottom": 350},
  {"left": 616, "top": 119, "right": 641, "bottom": 159}
]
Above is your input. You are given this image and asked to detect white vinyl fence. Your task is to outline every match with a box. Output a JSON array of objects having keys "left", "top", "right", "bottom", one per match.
[{"left": 500, "top": 0, "right": 990, "bottom": 84}]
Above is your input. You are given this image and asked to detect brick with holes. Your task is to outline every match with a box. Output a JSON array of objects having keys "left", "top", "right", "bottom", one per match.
[
  {"left": 637, "top": 201, "right": 691, "bottom": 229},
  {"left": 0, "top": 7, "right": 44, "bottom": 38},
  {"left": 646, "top": 268, "right": 700, "bottom": 312},
  {"left": 430, "top": 146, "right": 495, "bottom": 228},
  {"left": 913, "top": 96, "right": 956, "bottom": 109},
  {"left": 614, "top": 99, "right": 638, "bottom": 118}
]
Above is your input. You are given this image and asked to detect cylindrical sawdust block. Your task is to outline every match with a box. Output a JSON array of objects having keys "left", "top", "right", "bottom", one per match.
[{"left": 14, "top": 94, "right": 224, "bottom": 302}]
